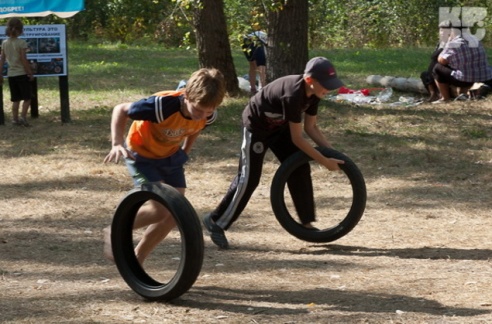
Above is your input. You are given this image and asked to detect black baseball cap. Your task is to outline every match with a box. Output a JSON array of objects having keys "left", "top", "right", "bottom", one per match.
[{"left": 304, "top": 57, "right": 344, "bottom": 90}]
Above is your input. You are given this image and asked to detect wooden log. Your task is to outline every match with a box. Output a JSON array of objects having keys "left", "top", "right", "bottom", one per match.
[{"left": 367, "top": 75, "right": 427, "bottom": 94}]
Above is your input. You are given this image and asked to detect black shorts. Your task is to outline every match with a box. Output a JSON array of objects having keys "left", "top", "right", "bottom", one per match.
[
  {"left": 432, "top": 64, "right": 473, "bottom": 88},
  {"left": 242, "top": 38, "right": 266, "bottom": 66},
  {"left": 8, "top": 75, "right": 32, "bottom": 102}
]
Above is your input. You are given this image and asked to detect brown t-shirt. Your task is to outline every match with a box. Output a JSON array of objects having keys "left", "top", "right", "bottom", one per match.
[{"left": 242, "top": 75, "right": 320, "bottom": 136}]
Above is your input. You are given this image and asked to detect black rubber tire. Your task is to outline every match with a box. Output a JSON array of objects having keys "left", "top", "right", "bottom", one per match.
[
  {"left": 111, "top": 183, "right": 204, "bottom": 301},
  {"left": 270, "top": 147, "right": 367, "bottom": 243}
]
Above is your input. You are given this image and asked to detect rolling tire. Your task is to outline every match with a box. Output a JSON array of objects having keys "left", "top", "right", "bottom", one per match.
[
  {"left": 111, "top": 183, "right": 204, "bottom": 301},
  {"left": 270, "top": 147, "right": 366, "bottom": 243}
]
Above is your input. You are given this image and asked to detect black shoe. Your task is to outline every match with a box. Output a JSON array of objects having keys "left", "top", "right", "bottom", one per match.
[{"left": 202, "top": 213, "right": 229, "bottom": 249}]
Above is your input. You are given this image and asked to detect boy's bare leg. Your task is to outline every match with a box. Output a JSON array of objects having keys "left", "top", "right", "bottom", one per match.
[
  {"left": 103, "top": 201, "right": 173, "bottom": 264},
  {"left": 133, "top": 200, "right": 176, "bottom": 265},
  {"left": 104, "top": 188, "right": 184, "bottom": 265}
]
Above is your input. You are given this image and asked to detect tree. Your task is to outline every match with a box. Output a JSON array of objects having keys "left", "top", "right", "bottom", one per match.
[
  {"left": 265, "top": 0, "right": 309, "bottom": 81},
  {"left": 192, "top": 0, "right": 240, "bottom": 95}
]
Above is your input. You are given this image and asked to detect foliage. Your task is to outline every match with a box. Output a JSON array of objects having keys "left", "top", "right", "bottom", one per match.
[
  {"left": 4, "top": 0, "right": 492, "bottom": 48},
  {"left": 14, "top": 1, "right": 189, "bottom": 46},
  {"left": 309, "top": 0, "right": 466, "bottom": 48}
]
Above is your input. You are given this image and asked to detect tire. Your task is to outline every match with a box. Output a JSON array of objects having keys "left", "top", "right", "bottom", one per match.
[
  {"left": 270, "top": 147, "right": 366, "bottom": 243},
  {"left": 111, "top": 183, "right": 204, "bottom": 301}
]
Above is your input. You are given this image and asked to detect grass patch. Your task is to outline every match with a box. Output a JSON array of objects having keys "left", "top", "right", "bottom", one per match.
[{"left": 461, "top": 127, "right": 488, "bottom": 139}]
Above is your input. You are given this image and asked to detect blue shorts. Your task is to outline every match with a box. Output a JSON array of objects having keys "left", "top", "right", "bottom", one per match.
[{"left": 125, "top": 149, "right": 188, "bottom": 188}]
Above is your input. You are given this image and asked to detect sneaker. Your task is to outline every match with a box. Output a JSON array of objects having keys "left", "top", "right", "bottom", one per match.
[
  {"left": 202, "top": 213, "right": 229, "bottom": 249},
  {"left": 18, "top": 117, "right": 30, "bottom": 127},
  {"left": 454, "top": 93, "right": 469, "bottom": 101},
  {"left": 302, "top": 223, "right": 319, "bottom": 230},
  {"left": 11, "top": 119, "right": 20, "bottom": 126}
]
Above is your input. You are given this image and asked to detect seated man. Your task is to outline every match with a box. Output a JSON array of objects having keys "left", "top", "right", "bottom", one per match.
[{"left": 432, "top": 20, "right": 492, "bottom": 103}]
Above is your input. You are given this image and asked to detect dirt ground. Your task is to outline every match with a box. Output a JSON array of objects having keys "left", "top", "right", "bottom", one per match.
[{"left": 1, "top": 96, "right": 491, "bottom": 323}]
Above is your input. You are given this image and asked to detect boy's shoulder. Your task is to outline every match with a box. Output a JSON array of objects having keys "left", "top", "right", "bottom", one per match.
[
  {"left": 153, "top": 89, "right": 185, "bottom": 97},
  {"left": 269, "top": 74, "right": 304, "bottom": 90}
]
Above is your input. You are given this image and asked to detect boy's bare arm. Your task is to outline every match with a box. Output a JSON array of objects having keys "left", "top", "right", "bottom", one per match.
[
  {"left": 303, "top": 114, "right": 332, "bottom": 148},
  {"left": 181, "top": 131, "right": 200, "bottom": 155},
  {"left": 289, "top": 121, "right": 343, "bottom": 171},
  {"left": 104, "top": 103, "right": 133, "bottom": 163}
]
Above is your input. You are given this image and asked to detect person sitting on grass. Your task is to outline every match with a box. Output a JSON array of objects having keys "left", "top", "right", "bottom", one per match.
[
  {"left": 202, "top": 57, "right": 345, "bottom": 249},
  {"left": 103, "top": 68, "right": 226, "bottom": 265},
  {"left": 432, "top": 20, "right": 492, "bottom": 103}
]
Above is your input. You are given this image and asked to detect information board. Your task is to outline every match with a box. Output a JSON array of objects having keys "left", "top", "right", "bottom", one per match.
[{"left": 0, "top": 24, "right": 67, "bottom": 77}]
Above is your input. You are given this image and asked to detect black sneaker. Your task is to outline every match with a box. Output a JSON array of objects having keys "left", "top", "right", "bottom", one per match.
[{"left": 202, "top": 213, "right": 229, "bottom": 249}]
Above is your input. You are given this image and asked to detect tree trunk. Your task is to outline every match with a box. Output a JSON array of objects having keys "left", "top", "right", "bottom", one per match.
[
  {"left": 266, "top": 0, "right": 309, "bottom": 81},
  {"left": 193, "top": 0, "right": 240, "bottom": 96}
]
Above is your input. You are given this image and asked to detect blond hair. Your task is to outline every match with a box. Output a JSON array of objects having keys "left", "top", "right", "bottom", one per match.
[
  {"left": 185, "top": 68, "right": 226, "bottom": 107},
  {"left": 5, "top": 18, "right": 24, "bottom": 38}
]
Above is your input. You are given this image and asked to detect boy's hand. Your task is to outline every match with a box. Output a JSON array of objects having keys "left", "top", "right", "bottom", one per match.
[
  {"left": 321, "top": 157, "right": 344, "bottom": 171},
  {"left": 103, "top": 145, "right": 134, "bottom": 163}
]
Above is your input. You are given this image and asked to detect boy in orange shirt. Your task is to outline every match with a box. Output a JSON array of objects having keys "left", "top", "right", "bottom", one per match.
[{"left": 103, "top": 68, "right": 226, "bottom": 264}]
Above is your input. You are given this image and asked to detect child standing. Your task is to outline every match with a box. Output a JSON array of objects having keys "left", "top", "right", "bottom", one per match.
[
  {"left": 203, "top": 57, "right": 345, "bottom": 249},
  {"left": 241, "top": 30, "right": 267, "bottom": 94},
  {"left": 103, "top": 68, "right": 226, "bottom": 265},
  {"left": 0, "top": 18, "right": 34, "bottom": 126}
]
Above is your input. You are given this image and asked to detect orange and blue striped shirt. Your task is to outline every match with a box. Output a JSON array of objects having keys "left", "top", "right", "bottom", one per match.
[{"left": 126, "top": 90, "right": 216, "bottom": 159}]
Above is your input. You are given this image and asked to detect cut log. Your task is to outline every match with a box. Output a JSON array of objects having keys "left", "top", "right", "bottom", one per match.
[{"left": 367, "top": 75, "right": 427, "bottom": 94}]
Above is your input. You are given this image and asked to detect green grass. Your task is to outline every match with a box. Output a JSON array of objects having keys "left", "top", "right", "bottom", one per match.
[
  {"left": 29, "top": 43, "right": 492, "bottom": 96},
  {"left": 26, "top": 42, "right": 492, "bottom": 112},
  {"left": 34, "top": 43, "right": 449, "bottom": 97},
  {"left": 2, "top": 43, "right": 491, "bottom": 165},
  {"left": 314, "top": 48, "right": 428, "bottom": 79}
]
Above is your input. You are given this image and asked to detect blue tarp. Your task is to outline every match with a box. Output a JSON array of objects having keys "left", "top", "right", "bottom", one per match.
[{"left": 0, "top": 0, "right": 84, "bottom": 18}]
